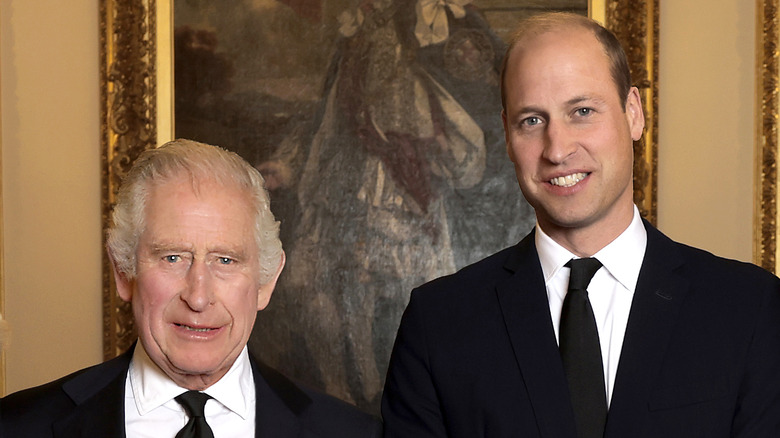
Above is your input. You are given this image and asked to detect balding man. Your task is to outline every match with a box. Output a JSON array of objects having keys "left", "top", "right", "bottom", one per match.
[{"left": 382, "top": 12, "right": 780, "bottom": 438}]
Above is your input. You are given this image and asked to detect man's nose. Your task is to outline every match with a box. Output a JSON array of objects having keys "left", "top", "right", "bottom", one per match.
[
  {"left": 542, "top": 120, "right": 577, "bottom": 164},
  {"left": 181, "top": 259, "right": 213, "bottom": 311}
]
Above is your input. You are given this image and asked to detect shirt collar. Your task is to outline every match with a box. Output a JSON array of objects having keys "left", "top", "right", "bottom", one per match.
[
  {"left": 129, "top": 342, "right": 255, "bottom": 419},
  {"left": 536, "top": 205, "right": 647, "bottom": 291}
]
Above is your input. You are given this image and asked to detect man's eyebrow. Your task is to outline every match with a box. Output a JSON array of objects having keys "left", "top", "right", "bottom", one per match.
[
  {"left": 147, "top": 244, "right": 248, "bottom": 262},
  {"left": 148, "top": 243, "right": 192, "bottom": 254},
  {"left": 510, "top": 95, "right": 609, "bottom": 119},
  {"left": 514, "top": 105, "right": 547, "bottom": 116},
  {"left": 209, "top": 247, "right": 247, "bottom": 259},
  {"left": 566, "top": 95, "right": 606, "bottom": 106}
]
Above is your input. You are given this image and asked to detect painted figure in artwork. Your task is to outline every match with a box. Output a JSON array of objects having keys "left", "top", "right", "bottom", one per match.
[
  {"left": 174, "top": 0, "right": 537, "bottom": 413},
  {"left": 274, "top": 0, "right": 532, "bottom": 410}
]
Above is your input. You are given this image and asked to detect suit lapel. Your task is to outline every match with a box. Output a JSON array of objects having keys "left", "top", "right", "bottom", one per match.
[
  {"left": 495, "top": 232, "right": 578, "bottom": 437},
  {"left": 605, "top": 221, "right": 689, "bottom": 436},
  {"left": 251, "top": 355, "right": 312, "bottom": 438},
  {"left": 52, "top": 349, "right": 131, "bottom": 438}
]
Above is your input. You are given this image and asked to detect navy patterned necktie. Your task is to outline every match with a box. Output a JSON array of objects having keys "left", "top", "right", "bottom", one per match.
[
  {"left": 175, "top": 391, "right": 215, "bottom": 438},
  {"left": 560, "top": 258, "right": 607, "bottom": 438}
]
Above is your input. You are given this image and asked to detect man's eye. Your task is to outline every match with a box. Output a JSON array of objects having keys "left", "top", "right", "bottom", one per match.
[
  {"left": 522, "top": 116, "right": 542, "bottom": 127},
  {"left": 217, "top": 257, "right": 234, "bottom": 265},
  {"left": 164, "top": 255, "right": 181, "bottom": 263},
  {"left": 576, "top": 108, "right": 592, "bottom": 116}
]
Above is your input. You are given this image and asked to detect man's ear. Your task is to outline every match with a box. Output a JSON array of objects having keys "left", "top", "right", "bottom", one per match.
[
  {"left": 109, "top": 251, "right": 134, "bottom": 303},
  {"left": 625, "top": 86, "right": 645, "bottom": 141},
  {"left": 257, "top": 251, "right": 285, "bottom": 311}
]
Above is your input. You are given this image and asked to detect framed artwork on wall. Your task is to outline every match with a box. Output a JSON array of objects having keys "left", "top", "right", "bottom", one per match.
[{"left": 100, "top": 0, "right": 658, "bottom": 412}]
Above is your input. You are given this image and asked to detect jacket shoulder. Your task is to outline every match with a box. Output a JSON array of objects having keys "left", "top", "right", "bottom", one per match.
[
  {"left": 413, "top": 242, "right": 527, "bottom": 301},
  {"left": 648, "top": 222, "right": 778, "bottom": 286},
  {"left": 2, "top": 369, "right": 81, "bottom": 415},
  {"left": 1, "top": 366, "right": 91, "bottom": 436},
  {"left": 0, "top": 350, "right": 130, "bottom": 437}
]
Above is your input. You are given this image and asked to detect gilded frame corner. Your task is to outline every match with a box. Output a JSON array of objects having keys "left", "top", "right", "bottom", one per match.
[{"left": 99, "top": 0, "right": 660, "bottom": 358}]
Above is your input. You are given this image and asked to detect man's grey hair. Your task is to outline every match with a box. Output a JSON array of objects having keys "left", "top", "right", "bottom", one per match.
[{"left": 106, "top": 139, "right": 283, "bottom": 284}]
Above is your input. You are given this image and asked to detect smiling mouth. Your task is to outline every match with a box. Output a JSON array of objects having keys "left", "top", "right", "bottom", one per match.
[
  {"left": 549, "top": 172, "right": 589, "bottom": 187},
  {"left": 176, "top": 323, "right": 215, "bottom": 333}
]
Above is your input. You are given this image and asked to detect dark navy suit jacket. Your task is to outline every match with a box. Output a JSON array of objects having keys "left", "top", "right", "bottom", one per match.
[
  {"left": 382, "top": 221, "right": 780, "bottom": 437},
  {"left": 1, "top": 347, "right": 381, "bottom": 437}
]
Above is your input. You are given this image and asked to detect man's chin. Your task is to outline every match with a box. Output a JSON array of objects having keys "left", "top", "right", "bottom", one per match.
[
  {"left": 165, "top": 352, "right": 232, "bottom": 378},
  {"left": 537, "top": 211, "right": 595, "bottom": 231}
]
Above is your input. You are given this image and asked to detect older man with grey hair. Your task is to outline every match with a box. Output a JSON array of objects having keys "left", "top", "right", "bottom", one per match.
[{"left": 1, "top": 139, "right": 381, "bottom": 438}]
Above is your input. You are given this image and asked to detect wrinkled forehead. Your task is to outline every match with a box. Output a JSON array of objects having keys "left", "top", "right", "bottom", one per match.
[
  {"left": 141, "top": 172, "right": 258, "bottom": 239},
  {"left": 141, "top": 172, "right": 255, "bottom": 226}
]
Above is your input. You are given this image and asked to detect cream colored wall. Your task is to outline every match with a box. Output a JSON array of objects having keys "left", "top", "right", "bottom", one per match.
[
  {"left": 0, "top": 0, "right": 759, "bottom": 395},
  {"left": 657, "top": 1, "right": 755, "bottom": 262},
  {"left": 1, "top": 0, "right": 103, "bottom": 394}
]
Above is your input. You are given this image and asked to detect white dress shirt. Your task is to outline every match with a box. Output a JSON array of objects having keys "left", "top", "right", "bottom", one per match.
[
  {"left": 124, "top": 343, "right": 256, "bottom": 438},
  {"left": 536, "top": 205, "right": 647, "bottom": 407}
]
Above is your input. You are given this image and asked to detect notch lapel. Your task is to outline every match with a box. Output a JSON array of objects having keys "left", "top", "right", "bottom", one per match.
[
  {"left": 53, "top": 349, "right": 131, "bottom": 438},
  {"left": 605, "top": 221, "right": 689, "bottom": 436},
  {"left": 495, "top": 232, "right": 578, "bottom": 437}
]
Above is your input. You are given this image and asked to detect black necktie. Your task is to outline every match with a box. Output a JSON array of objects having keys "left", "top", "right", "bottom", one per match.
[
  {"left": 560, "top": 258, "right": 607, "bottom": 438},
  {"left": 175, "top": 391, "right": 215, "bottom": 438}
]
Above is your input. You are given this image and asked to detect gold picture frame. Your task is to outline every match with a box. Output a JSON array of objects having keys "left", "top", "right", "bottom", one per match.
[
  {"left": 756, "top": 0, "right": 779, "bottom": 274},
  {"left": 99, "top": 0, "right": 659, "bottom": 366}
]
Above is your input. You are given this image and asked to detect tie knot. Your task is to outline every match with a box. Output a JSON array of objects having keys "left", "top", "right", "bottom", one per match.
[
  {"left": 566, "top": 258, "right": 602, "bottom": 292},
  {"left": 175, "top": 391, "right": 211, "bottom": 418}
]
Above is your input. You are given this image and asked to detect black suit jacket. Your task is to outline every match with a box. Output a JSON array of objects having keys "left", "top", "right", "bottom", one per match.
[
  {"left": 382, "top": 221, "right": 780, "bottom": 437},
  {"left": 1, "top": 347, "right": 381, "bottom": 437}
]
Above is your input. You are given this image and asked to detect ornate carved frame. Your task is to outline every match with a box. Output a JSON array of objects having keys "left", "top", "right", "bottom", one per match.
[
  {"left": 756, "top": 0, "right": 779, "bottom": 274},
  {"left": 99, "top": 0, "right": 660, "bottom": 358},
  {"left": 100, "top": 0, "right": 157, "bottom": 358}
]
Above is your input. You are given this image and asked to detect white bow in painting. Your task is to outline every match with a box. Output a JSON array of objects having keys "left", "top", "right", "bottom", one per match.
[{"left": 414, "top": 0, "right": 471, "bottom": 47}]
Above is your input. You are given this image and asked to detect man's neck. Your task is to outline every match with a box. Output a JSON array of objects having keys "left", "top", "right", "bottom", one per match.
[{"left": 539, "top": 207, "right": 636, "bottom": 257}]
